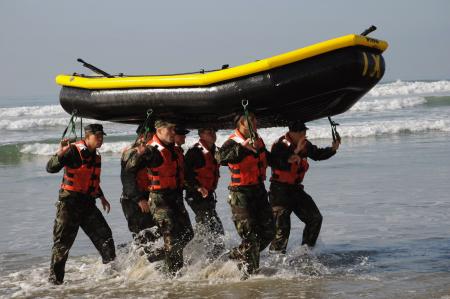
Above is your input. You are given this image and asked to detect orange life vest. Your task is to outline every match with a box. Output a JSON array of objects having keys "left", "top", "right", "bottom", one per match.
[
  {"left": 228, "top": 130, "right": 267, "bottom": 187},
  {"left": 147, "top": 135, "right": 182, "bottom": 191},
  {"left": 61, "top": 140, "right": 101, "bottom": 196},
  {"left": 270, "top": 135, "right": 309, "bottom": 185},
  {"left": 193, "top": 140, "right": 220, "bottom": 191}
]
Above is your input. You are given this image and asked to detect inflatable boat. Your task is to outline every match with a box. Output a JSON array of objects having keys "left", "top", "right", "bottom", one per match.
[{"left": 56, "top": 33, "right": 388, "bottom": 129}]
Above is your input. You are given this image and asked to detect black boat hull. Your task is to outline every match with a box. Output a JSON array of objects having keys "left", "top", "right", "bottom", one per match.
[{"left": 60, "top": 46, "right": 385, "bottom": 129}]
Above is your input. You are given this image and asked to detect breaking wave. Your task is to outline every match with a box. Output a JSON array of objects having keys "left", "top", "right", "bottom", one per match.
[
  {"left": 19, "top": 141, "right": 133, "bottom": 156},
  {"left": 350, "top": 96, "right": 427, "bottom": 112},
  {"left": 368, "top": 80, "right": 450, "bottom": 97},
  {"left": 0, "top": 118, "right": 69, "bottom": 130},
  {"left": 7, "top": 118, "right": 448, "bottom": 156},
  {"left": 0, "top": 105, "right": 65, "bottom": 118}
]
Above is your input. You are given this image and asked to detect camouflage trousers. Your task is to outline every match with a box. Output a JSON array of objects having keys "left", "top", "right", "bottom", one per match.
[
  {"left": 50, "top": 191, "right": 116, "bottom": 284},
  {"left": 186, "top": 191, "right": 225, "bottom": 259},
  {"left": 120, "top": 194, "right": 159, "bottom": 245},
  {"left": 149, "top": 190, "right": 194, "bottom": 274},
  {"left": 228, "top": 185, "right": 275, "bottom": 274},
  {"left": 269, "top": 183, "right": 323, "bottom": 253}
]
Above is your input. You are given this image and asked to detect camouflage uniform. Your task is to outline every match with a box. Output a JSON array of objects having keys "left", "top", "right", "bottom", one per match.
[
  {"left": 46, "top": 146, "right": 115, "bottom": 284},
  {"left": 141, "top": 142, "right": 194, "bottom": 274},
  {"left": 149, "top": 190, "right": 193, "bottom": 273},
  {"left": 269, "top": 139, "right": 336, "bottom": 253},
  {"left": 184, "top": 145, "right": 225, "bottom": 258},
  {"left": 120, "top": 147, "right": 159, "bottom": 248},
  {"left": 216, "top": 137, "right": 275, "bottom": 274}
]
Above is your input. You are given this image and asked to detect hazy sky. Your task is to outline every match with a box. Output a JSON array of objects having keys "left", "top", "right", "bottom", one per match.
[{"left": 1, "top": 0, "right": 449, "bottom": 98}]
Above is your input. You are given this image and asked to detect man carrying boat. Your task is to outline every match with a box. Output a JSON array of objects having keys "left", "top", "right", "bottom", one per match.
[
  {"left": 174, "top": 125, "right": 189, "bottom": 151},
  {"left": 120, "top": 124, "right": 163, "bottom": 261},
  {"left": 139, "top": 119, "right": 194, "bottom": 275},
  {"left": 269, "top": 121, "right": 340, "bottom": 254},
  {"left": 185, "top": 127, "right": 225, "bottom": 259},
  {"left": 46, "top": 124, "right": 116, "bottom": 285},
  {"left": 174, "top": 125, "right": 189, "bottom": 197},
  {"left": 215, "top": 113, "right": 275, "bottom": 276}
]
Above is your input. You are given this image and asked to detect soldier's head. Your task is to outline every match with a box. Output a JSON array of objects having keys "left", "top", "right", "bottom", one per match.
[
  {"left": 154, "top": 119, "right": 176, "bottom": 144},
  {"left": 287, "top": 120, "right": 308, "bottom": 144},
  {"left": 174, "top": 126, "right": 190, "bottom": 146},
  {"left": 234, "top": 112, "right": 257, "bottom": 138},
  {"left": 136, "top": 123, "right": 155, "bottom": 143},
  {"left": 84, "top": 124, "right": 106, "bottom": 150},
  {"left": 198, "top": 127, "right": 217, "bottom": 145}
]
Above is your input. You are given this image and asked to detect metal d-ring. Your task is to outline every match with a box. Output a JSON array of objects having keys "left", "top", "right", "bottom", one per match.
[{"left": 241, "top": 99, "right": 248, "bottom": 110}]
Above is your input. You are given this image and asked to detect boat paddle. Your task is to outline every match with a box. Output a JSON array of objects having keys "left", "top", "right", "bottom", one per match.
[{"left": 77, "top": 58, "right": 114, "bottom": 78}]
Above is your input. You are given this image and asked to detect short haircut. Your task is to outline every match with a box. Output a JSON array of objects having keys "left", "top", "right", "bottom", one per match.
[
  {"left": 154, "top": 119, "right": 176, "bottom": 129},
  {"left": 198, "top": 127, "right": 217, "bottom": 135}
]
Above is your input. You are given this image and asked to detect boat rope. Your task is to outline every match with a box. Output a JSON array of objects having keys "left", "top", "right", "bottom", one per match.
[
  {"left": 327, "top": 116, "right": 341, "bottom": 143},
  {"left": 143, "top": 109, "right": 154, "bottom": 140},
  {"left": 134, "top": 109, "right": 154, "bottom": 146},
  {"left": 61, "top": 110, "right": 78, "bottom": 141},
  {"left": 241, "top": 99, "right": 257, "bottom": 147}
]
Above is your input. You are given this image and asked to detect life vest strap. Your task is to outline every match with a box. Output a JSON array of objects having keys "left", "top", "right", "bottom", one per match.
[{"left": 229, "top": 167, "right": 241, "bottom": 174}]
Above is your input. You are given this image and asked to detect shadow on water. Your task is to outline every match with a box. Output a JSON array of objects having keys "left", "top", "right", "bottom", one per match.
[
  {"left": 261, "top": 236, "right": 450, "bottom": 279},
  {"left": 316, "top": 250, "right": 377, "bottom": 270},
  {"left": 373, "top": 237, "right": 450, "bottom": 273},
  {"left": 260, "top": 246, "right": 379, "bottom": 278}
]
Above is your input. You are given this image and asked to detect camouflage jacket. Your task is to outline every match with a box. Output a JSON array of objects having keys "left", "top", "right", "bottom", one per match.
[
  {"left": 184, "top": 144, "right": 218, "bottom": 193},
  {"left": 121, "top": 146, "right": 148, "bottom": 203}
]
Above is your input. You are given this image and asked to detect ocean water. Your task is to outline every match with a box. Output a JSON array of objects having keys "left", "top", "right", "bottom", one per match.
[{"left": 0, "top": 80, "right": 449, "bottom": 298}]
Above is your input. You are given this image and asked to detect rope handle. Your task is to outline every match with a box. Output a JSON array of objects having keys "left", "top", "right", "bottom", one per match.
[
  {"left": 328, "top": 116, "right": 341, "bottom": 143},
  {"left": 241, "top": 99, "right": 257, "bottom": 147},
  {"left": 144, "top": 109, "right": 154, "bottom": 134},
  {"left": 61, "top": 110, "right": 78, "bottom": 142},
  {"left": 133, "top": 108, "right": 154, "bottom": 146}
]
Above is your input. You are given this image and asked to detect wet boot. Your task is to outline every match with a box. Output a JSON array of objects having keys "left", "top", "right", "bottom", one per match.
[
  {"left": 48, "top": 275, "right": 63, "bottom": 285},
  {"left": 146, "top": 247, "right": 166, "bottom": 263}
]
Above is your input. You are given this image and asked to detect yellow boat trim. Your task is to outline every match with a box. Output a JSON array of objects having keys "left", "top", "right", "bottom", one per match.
[{"left": 56, "top": 34, "right": 388, "bottom": 89}]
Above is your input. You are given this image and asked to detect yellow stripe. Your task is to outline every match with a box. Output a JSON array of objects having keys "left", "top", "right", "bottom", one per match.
[
  {"left": 362, "top": 52, "right": 369, "bottom": 76},
  {"left": 370, "top": 54, "right": 382, "bottom": 79},
  {"left": 56, "top": 34, "right": 388, "bottom": 90}
]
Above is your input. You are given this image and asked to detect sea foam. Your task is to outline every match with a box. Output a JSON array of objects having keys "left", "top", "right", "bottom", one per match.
[
  {"left": 0, "top": 105, "right": 65, "bottom": 118},
  {"left": 19, "top": 141, "right": 133, "bottom": 156},
  {"left": 368, "top": 80, "right": 450, "bottom": 97},
  {"left": 350, "top": 96, "right": 426, "bottom": 112},
  {"left": 0, "top": 118, "right": 69, "bottom": 130},
  {"left": 17, "top": 118, "right": 450, "bottom": 156}
]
